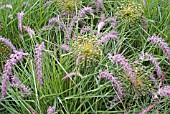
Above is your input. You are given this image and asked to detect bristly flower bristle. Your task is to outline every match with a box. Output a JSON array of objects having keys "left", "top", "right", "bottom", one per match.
[
  {"left": 62, "top": 72, "right": 77, "bottom": 80},
  {"left": 34, "top": 42, "right": 45, "bottom": 87},
  {"left": 108, "top": 53, "right": 136, "bottom": 86},
  {"left": 98, "top": 69, "right": 123, "bottom": 100},
  {"left": 157, "top": 86, "right": 170, "bottom": 97},
  {"left": 18, "top": 12, "right": 24, "bottom": 32},
  {"left": 148, "top": 34, "right": 170, "bottom": 61},
  {"left": 139, "top": 104, "right": 156, "bottom": 114},
  {"left": 47, "top": 106, "right": 55, "bottom": 114},
  {"left": 0, "top": 36, "right": 16, "bottom": 52},
  {"left": 1, "top": 50, "right": 29, "bottom": 102}
]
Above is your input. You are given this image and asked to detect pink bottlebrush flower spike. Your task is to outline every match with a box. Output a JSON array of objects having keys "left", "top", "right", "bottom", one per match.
[
  {"left": 157, "top": 85, "right": 170, "bottom": 97},
  {"left": 18, "top": 12, "right": 24, "bottom": 32},
  {"left": 108, "top": 53, "right": 136, "bottom": 86},
  {"left": 35, "top": 42, "right": 45, "bottom": 87},
  {"left": 47, "top": 106, "right": 55, "bottom": 114},
  {"left": 148, "top": 34, "right": 170, "bottom": 61},
  {"left": 96, "top": 0, "right": 105, "bottom": 13},
  {"left": 99, "top": 31, "right": 118, "bottom": 43},
  {"left": 98, "top": 69, "right": 123, "bottom": 100},
  {"left": 60, "top": 44, "right": 70, "bottom": 51},
  {"left": 78, "top": 7, "right": 94, "bottom": 18},
  {"left": 1, "top": 50, "right": 29, "bottom": 102},
  {"left": 10, "top": 76, "right": 30, "bottom": 97},
  {"left": 22, "top": 26, "right": 35, "bottom": 37},
  {"left": 0, "top": 36, "right": 16, "bottom": 51},
  {"left": 62, "top": 72, "right": 77, "bottom": 80},
  {"left": 139, "top": 104, "right": 156, "bottom": 114},
  {"left": 144, "top": 53, "right": 162, "bottom": 78}
]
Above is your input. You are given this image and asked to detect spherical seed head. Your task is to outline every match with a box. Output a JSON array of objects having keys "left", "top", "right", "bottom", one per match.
[
  {"left": 57, "top": 0, "right": 82, "bottom": 14},
  {"left": 115, "top": 1, "right": 143, "bottom": 24},
  {"left": 72, "top": 35, "right": 102, "bottom": 66}
]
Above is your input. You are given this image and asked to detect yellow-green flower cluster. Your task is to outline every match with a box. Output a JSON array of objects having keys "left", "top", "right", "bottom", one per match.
[
  {"left": 115, "top": 1, "right": 143, "bottom": 24},
  {"left": 56, "top": 0, "right": 82, "bottom": 14},
  {"left": 72, "top": 35, "right": 102, "bottom": 66}
]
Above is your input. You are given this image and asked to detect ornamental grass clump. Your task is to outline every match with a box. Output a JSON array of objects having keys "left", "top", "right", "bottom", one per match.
[
  {"left": 1, "top": 50, "right": 29, "bottom": 102},
  {"left": 115, "top": 0, "right": 143, "bottom": 25},
  {"left": 61, "top": 8, "right": 118, "bottom": 68}
]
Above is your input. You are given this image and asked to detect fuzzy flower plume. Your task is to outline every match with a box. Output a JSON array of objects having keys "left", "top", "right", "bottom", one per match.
[
  {"left": 148, "top": 34, "right": 170, "bottom": 61},
  {"left": 157, "top": 86, "right": 170, "bottom": 97},
  {"left": 1, "top": 50, "right": 29, "bottom": 102},
  {"left": 62, "top": 72, "right": 77, "bottom": 80},
  {"left": 96, "top": 0, "right": 105, "bottom": 13},
  {"left": 22, "top": 26, "right": 35, "bottom": 37},
  {"left": 61, "top": 44, "right": 70, "bottom": 51},
  {"left": 139, "top": 104, "right": 156, "bottom": 114},
  {"left": 10, "top": 76, "right": 30, "bottom": 97},
  {"left": 0, "top": 4, "right": 12, "bottom": 10},
  {"left": 0, "top": 36, "right": 16, "bottom": 51},
  {"left": 78, "top": 7, "right": 94, "bottom": 18},
  {"left": 35, "top": 42, "right": 45, "bottom": 87},
  {"left": 98, "top": 69, "right": 123, "bottom": 100},
  {"left": 108, "top": 53, "right": 136, "bottom": 86},
  {"left": 143, "top": 53, "right": 162, "bottom": 78},
  {"left": 98, "top": 17, "right": 118, "bottom": 32},
  {"left": 48, "top": 17, "right": 65, "bottom": 28},
  {"left": 99, "top": 31, "right": 118, "bottom": 43},
  {"left": 47, "top": 106, "right": 55, "bottom": 114},
  {"left": 18, "top": 12, "right": 24, "bottom": 32}
]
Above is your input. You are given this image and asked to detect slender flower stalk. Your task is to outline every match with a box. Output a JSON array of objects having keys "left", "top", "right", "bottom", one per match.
[
  {"left": 0, "top": 36, "right": 16, "bottom": 51},
  {"left": 108, "top": 53, "right": 136, "bottom": 86},
  {"left": 62, "top": 72, "right": 77, "bottom": 80},
  {"left": 47, "top": 106, "right": 55, "bottom": 114},
  {"left": 18, "top": 12, "right": 24, "bottom": 32},
  {"left": 139, "top": 104, "right": 156, "bottom": 114},
  {"left": 98, "top": 69, "right": 123, "bottom": 100},
  {"left": 22, "top": 26, "right": 35, "bottom": 37},
  {"left": 157, "top": 85, "right": 170, "bottom": 97},
  {"left": 1, "top": 50, "right": 29, "bottom": 102},
  {"left": 148, "top": 34, "right": 170, "bottom": 61},
  {"left": 35, "top": 42, "right": 45, "bottom": 87}
]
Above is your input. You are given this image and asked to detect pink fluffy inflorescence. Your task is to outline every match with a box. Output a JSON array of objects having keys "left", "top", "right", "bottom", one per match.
[
  {"left": 139, "top": 104, "right": 156, "bottom": 114},
  {"left": 22, "top": 26, "right": 35, "bottom": 37},
  {"left": 17, "top": 11, "right": 24, "bottom": 32},
  {"left": 0, "top": 36, "right": 16, "bottom": 51},
  {"left": 157, "top": 86, "right": 170, "bottom": 97},
  {"left": 0, "top": 4, "right": 12, "bottom": 10},
  {"left": 108, "top": 53, "right": 136, "bottom": 86},
  {"left": 98, "top": 69, "right": 123, "bottom": 100},
  {"left": 144, "top": 53, "right": 162, "bottom": 78},
  {"left": 34, "top": 42, "right": 45, "bottom": 87},
  {"left": 148, "top": 34, "right": 170, "bottom": 61},
  {"left": 1, "top": 50, "right": 29, "bottom": 102},
  {"left": 62, "top": 72, "right": 77, "bottom": 80},
  {"left": 47, "top": 106, "right": 55, "bottom": 114},
  {"left": 95, "top": 0, "right": 105, "bottom": 13},
  {"left": 10, "top": 76, "right": 30, "bottom": 97}
]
